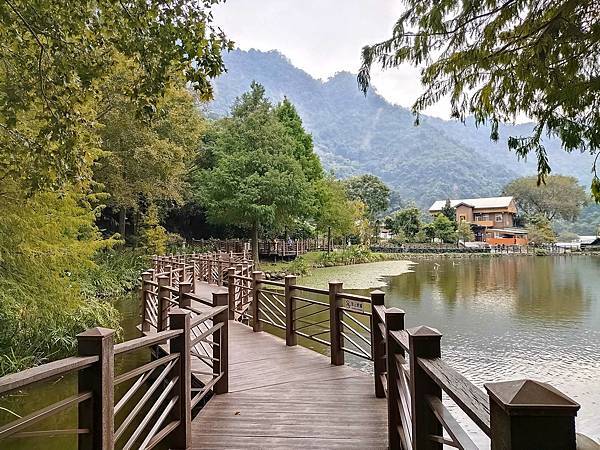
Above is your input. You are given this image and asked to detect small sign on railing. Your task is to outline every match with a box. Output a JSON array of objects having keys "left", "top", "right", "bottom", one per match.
[{"left": 345, "top": 299, "right": 364, "bottom": 313}]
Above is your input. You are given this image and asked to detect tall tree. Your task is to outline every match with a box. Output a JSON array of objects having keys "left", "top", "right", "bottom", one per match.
[
  {"left": 275, "top": 98, "right": 323, "bottom": 181},
  {"left": 94, "top": 63, "right": 205, "bottom": 238},
  {"left": 358, "top": 0, "right": 600, "bottom": 200},
  {"left": 441, "top": 199, "right": 457, "bottom": 226},
  {"left": 456, "top": 220, "right": 475, "bottom": 242},
  {"left": 385, "top": 206, "right": 422, "bottom": 240},
  {"left": 344, "top": 174, "right": 391, "bottom": 220},
  {"left": 503, "top": 175, "right": 588, "bottom": 221},
  {"left": 314, "top": 177, "right": 361, "bottom": 249},
  {"left": 195, "top": 83, "right": 321, "bottom": 261},
  {"left": 429, "top": 213, "right": 457, "bottom": 243},
  {"left": 1, "top": 0, "right": 231, "bottom": 194}
]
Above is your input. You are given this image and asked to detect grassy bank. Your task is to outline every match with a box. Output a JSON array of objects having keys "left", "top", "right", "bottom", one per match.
[
  {"left": 0, "top": 249, "right": 148, "bottom": 375},
  {"left": 259, "top": 247, "right": 412, "bottom": 276}
]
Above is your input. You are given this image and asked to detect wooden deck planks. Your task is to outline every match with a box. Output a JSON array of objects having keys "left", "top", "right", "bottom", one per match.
[{"left": 190, "top": 319, "right": 388, "bottom": 449}]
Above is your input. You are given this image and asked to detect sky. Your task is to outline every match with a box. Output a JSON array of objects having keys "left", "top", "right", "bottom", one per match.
[{"left": 212, "top": 0, "right": 452, "bottom": 119}]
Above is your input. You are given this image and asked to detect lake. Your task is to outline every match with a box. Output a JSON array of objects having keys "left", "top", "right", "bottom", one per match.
[{"left": 300, "top": 255, "right": 600, "bottom": 445}]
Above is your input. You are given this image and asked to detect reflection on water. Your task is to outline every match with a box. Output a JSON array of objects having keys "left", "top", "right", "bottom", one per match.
[{"left": 341, "top": 256, "right": 600, "bottom": 444}]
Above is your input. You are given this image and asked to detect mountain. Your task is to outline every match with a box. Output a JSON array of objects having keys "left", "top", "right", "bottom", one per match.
[{"left": 207, "top": 49, "right": 595, "bottom": 209}]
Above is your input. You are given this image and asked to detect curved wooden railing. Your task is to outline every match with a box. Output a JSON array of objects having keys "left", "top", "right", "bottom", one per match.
[
  {"left": 0, "top": 253, "right": 234, "bottom": 450},
  {"left": 1, "top": 251, "right": 593, "bottom": 449},
  {"left": 227, "top": 265, "right": 588, "bottom": 450}
]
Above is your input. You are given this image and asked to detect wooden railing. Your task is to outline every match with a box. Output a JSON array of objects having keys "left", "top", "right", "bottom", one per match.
[
  {"left": 228, "top": 272, "right": 373, "bottom": 365},
  {"left": 0, "top": 254, "right": 231, "bottom": 450},
  {"left": 371, "top": 305, "right": 584, "bottom": 450},
  {"left": 1, "top": 251, "right": 591, "bottom": 449},
  {"left": 228, "top": 266, "right": 587, "bottom": 450}
]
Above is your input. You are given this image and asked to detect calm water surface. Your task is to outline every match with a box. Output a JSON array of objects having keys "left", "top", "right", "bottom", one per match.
[{"left": 302, "top": 255, "right": 600, "bottom": 444}]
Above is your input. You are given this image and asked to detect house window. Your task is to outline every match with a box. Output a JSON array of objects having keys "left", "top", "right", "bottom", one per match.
[
  {"left": 495, "top": 214, "right": 503, "bottom": 222},
  {"left": 480, "top": 214, "right": 489, "bottom": 221},
  {"left": 459, "top": 215, "right": 466, "bottom": 222}
]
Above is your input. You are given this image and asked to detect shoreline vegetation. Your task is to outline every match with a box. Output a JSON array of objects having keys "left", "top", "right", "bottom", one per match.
[
  {"left": 259, "top": 247, "right": 600, "bottom": 280},
  {"left": 0, "top": 249, "right": 148, "bottom": 376}
]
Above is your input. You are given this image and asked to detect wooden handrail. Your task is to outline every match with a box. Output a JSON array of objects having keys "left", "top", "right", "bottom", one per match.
[
  {"left": 0, "top": 355, "right": 98, "bottom": 395},
  {"left": 418, "top": 356, "right": 491, "bottom": 435},
  {"left": 114, "top": 329, "right": 183, "bottom": 355}
]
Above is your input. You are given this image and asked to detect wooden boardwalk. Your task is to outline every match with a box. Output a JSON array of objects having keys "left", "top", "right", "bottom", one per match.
[{"left": 190, "top": 321, "right": 388, "bottom": 449}]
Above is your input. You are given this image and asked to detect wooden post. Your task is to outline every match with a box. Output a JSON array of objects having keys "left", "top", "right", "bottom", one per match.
[
  {"left": 251, "top": 271, "right": 263, "bottom": 332},
  {"left": 408, "top": 325, "right": 443, "bottom": 450},
  {"left": 169, "top": 309, "right": 191, "bottom": 450},
  {"left": 213, "top": 291, "right": 229, "bottom": 394},
  {"left": 484, "top": 379, "right": 580, "bottom": 450},
  {"left": 227, "top": 267, "right": 236, "bottom": 320},
  {"left": 385, "top": 308, "right": 405, "bottom": 450},
  {"left": 178, "top": 282, "right": 192, "bottom": 309},
  {"left": 141, "top": 272, "right": 152, "bottom": 333},
  {"left": 285, "top": 275, "right": 297, "bottom": 346},
  {"left": 370, "top": 289, "right": 386, "bottom": 398},
  {"left": 77, "top": 327, "right": 115, "bottom": 450},
  {"left": 158, "top": 275, "right": 170, "bottom": 332},
  {"left": 328, "top": 281, "right": 344, "bottom": 366}
]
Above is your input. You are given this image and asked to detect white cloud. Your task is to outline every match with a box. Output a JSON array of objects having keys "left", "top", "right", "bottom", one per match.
[{"left": 213, "top": 0, "right": 452, "bottom": 119}]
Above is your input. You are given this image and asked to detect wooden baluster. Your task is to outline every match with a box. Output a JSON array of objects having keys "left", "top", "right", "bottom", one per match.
[
  {"left": 385, "top": 308, "right": 405, "bottom": 450},
  {"left": 178, "top": 282, "right": 192, "bottom": 309},
  {"left": 285, "top": 275, "right": 297, "bottom": 346},
  {"left": 141, "top": 271, "right": 152, "bottom": 333},
  {"left": 251, "top": 271, "right": 263, "bottom": 332},
  {"left": 191, "top": 257, "right": 197, "bottom": 292},
  {"left": 370, "top": 289, "right": 386, "bottom": 398},
  {"left": 484, "top": 379, "right": 580, "bottom": 450},
  {"left": 213, "top": 291, "right": 229, "bottom": 394},
  {"left": 158, "top": 275, "right": 170, "bottom": 332},
  {"left": 227, "top": 267, "right": 236, "bottom": 320},
  {"left": 169, "top": 309, "right": 191, "bottom": 449},
  {"left": 408, "top": 326, "right": 443, "bottom": 450},
  {"left": 77, "top": 327, "right": 115, "bottom": 450},
  {"left": 218, "top": 259, "right": 223, "bottom": 286},
  {"left": 328, "top": 281, "right": 344, "bottom": 366},
  {"left": 208, "top": 257, "right": 214, "bottom": 284}
]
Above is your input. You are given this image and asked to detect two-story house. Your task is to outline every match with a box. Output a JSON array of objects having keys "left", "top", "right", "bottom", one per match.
[{"left": 428, "top": 196, "right": 528, "bottom": 245}]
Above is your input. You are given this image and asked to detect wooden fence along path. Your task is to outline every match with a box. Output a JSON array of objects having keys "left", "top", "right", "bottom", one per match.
[{"left": 0, "top": 251, "right": 591, "bottom": 449}]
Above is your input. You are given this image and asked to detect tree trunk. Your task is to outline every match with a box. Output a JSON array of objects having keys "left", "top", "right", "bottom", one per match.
[
  {"left": 252, "top": 220, "right": 260, "bottom": 264},
  {"left": 118, "top": 208, "right": 127, "bottom": 238},
  {"left": 327, "top": 226, "right": 331, "bottom": 253}
]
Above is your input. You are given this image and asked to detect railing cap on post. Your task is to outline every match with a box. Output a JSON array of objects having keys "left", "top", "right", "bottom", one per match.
[
  {"left": 168, "top": 307, "right": 189, "bottom": 318},
  {"left": 407, "top": 325, "right": 442, "bottom": 338},
  {"left": 484, "top": 379, "right": 580, "bottom": 416},
  {"left": 370, "top": 289, "right": 385, "bottom": 305},
  {"left": 76, "top": 327, "right": 115, "bottom": 340}
]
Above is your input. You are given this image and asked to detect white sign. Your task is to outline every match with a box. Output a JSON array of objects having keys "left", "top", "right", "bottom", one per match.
[{"left": 345, "top": 299, "right": 364, "bottom": 313}]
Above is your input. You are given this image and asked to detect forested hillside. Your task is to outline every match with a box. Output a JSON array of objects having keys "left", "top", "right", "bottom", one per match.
[{"left": 208, "top": 49, "right": 595, "bottom": 209}]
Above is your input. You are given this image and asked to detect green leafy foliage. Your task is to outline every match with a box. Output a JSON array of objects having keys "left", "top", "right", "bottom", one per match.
[
  {"left": 344, "top": 174, "right": 390, "bottom": 220},
  {"left": 359, "top": 0, "right": 600, "bottom": 200},
  {"left": 314, "top": 177, "right": 362, "bottom": 238},
  {"left": 0, "top": 182, "right": 121, "bottom": 374},
  {"left": 385, "top": 206, "right": 422, "bottom": 240},
  {"left": 527, "top": 214, "right": 557, "bottom": 245},
  {"left": 503, "top": 175, "right": 588, "bottom": 221},
  {"left": 0, "top": 0, "right": 231, "bottom": 193},
  {"left": 457, "top": 221, "right": 475, "bottom": 242},
  {"left": 95, "top": 63, "right": 204, "bottom": 237},
  {"left": 194, "top": 83, "right": 323, "bottom": 260},
  {"left": 426, "top": 214, "right": 457, "bottom": 243}
]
